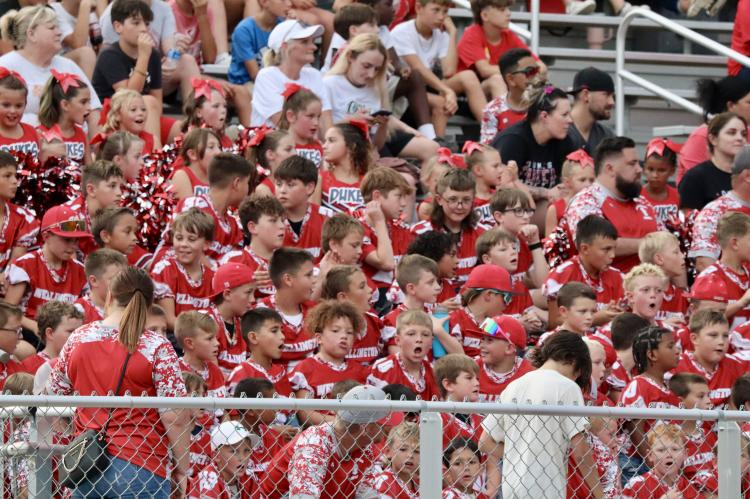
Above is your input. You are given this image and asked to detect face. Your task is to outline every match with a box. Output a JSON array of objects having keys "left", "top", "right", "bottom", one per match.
[
  {"left": 117, "top": 142, "right": 144, "bottom": 180},
  {"left": 612, "top": 148, "right": 643, "bottom": 200},
  {"left": 586, "top": 90, "right": 615, "bottom": 121},
  {"left": 565, "top": 163, "right": 595, "bottom": 195},
  {"left": 653, "top": 240, "right": 685, "bottom": 278},
  {"left": 267, "top": 135, "right": 296, "bottom": 171},
  {"left": 473, "top": 150, "right": 503, "bottom": 188},
  {"left": 446, "top": 371, "right": 480, "bottom": 402},
  {"left": 0, "top": 165, "right": 18, "bottom": 199},
  {"left": 541, "top": 98, "right": 572, "bottom": 140},
  {"left": 580, "top": 236, "right": 616, "bottom": 272},
  {"left": 560, "top": 297, "right": 596, "bottom": 333},
  {"left": 62, "top": 88, "right": 91, "bottom": 125},
  {"left": 594, "top": 418, "right": 620, "bottom": 456},
  {"left": 30, "top": 20, "right": 62, "bottom": 53},
  {"left": 252, "top": 319, "right": 285, "bottom": 360},
  {"left": 115, "top": 15, "right": 150, "bottom": 45},
  {"left": 240, "top": 388, "right": 279, "bottom": 426},
  {"left": 436, "top": 245, "right": 458, "bottom": 279},
  {"left": 734, "top": 232, "right": 750, "bottom": 263},
  {"left": 48, "top": 315, "right": 82, "bottom": 353},
  {"left": 224, "top": 283, "right": 255, "bottom": 316},
  {"left": 481, "top": 5, "right": 511, "bottom": 28},
  {"left": 0, "top": 314, "right": 21, "bottom": 354},
  {"left": 417, "top": 2, "right": 449, "bottom": 29},
  {"left": 480, "top": 335, "right": 513, "bottom": 366},
  {"left": 344, "top": 270, "right": 373, "bottom": 313},
  {"left": 728, "top": 92, "right": 750, "bottom": 122},
  {"left": 649, "top": 436, "right": 685, "bottom": 479},
  {"left": 197, "top": 136, "right": 222, "bottom": 172},
  {"left": 216, "top": 441, "right": 253, "bottom": 482},
  {"left": 437, "top": 188, "right": 474, "bottom": 226},
  {"left": 275, "top": 178, "right": 314, "bottom": 210},
  {"left": 493, "top": 204, "right": 532, "bottom": 235},
  {"left": 290, "top": 100, "right": 322, "bottom": 141},
  {"left": 172, "top": 227, "right": 208, "bottom": 266},
  {"left": 103, "top": 213, "right": 138, "bottom": 255},
  {"left": 643, "top": 157, "right": 673, "bottom": 192},
  {"left": 0, "top": 88, "right": 26, "bottom": 129},
  {"left": 251, "top": 213, "right": 285, "bottom": 251},
  {"left": 378, "top": 189, "right": 407, "bottom": 221},
  {"left": 92, "top": 263, "right": 125, "bottom": 302},
  {"left": 347, "top": 49, "right": 385, "bottom": 87},
  {"left": 146, "top": 314, "right": 168, "bottom": 336},
  {"left": 341, "top": 421, "right": 383, "bottom": 453},
  {"left": 331, "top": 231, "right": 364, "bottom": 265},
  {"left": 197, "top": 91, "right": 228, "bottom": 131},
  {"left": 374, "top": 0, "right": 394, "bottom": 25},
  {"left": 323, "top": 127, "right": 348, "bottom": 165},
  {"left": 650, "top": 331, "right": 680, "bottom": 371},
  {"left": 396, "top": 324, "right": 433, "bottom": 364},
  {"left": 588, "top": 344, "right": 606, "bottom": 387},
  {"left": 191, "top": 328, "right": 219, "bottom": 361},
  {"left": 387, "top": 439, "right": 420, "bottom": 480},
  {"left": 45, "top": 233, "right": 80, "bottom": 261},
  {"left": 285, "top": 36, "right": 317, "bottom": 66},
  {"left": 506, "top": 56, "right": 539, "bottom": 92},
  {"left": 682, "top": 382, "right": 711, "bottom": 410},
  {"left": 409, "top": 269, "right": 441, "bottom": 304},
  {"left": 627, "top": 276, "right": 665, "bottom": 321},
  {"left": 119, "top": 96, "right": 147, "bottom": 134},
  {"left": 692, "top": 322, "right": 729, "bottom": 367},
  {"left": 445, "top": 447, "right": 482, "bottom": 492},
  {"left": 482, "top": 241, "right": 518, "bottom": 273},
  {"left": 90, "top": 177, "right": 123, "bottom": 208},
  {"left": 288, "top": 260, "right": 315, "bottom": 302},
  {"left": 316, "top": 316, "right": 356, "bottom": 360},
  {"left": 712, "top": 117, "right": 748, "bottom": 159}
]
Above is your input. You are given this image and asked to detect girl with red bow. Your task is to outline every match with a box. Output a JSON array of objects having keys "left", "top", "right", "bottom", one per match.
[
  {"left": 247, "top": 127, "right": 296, "bottom": 197},
  {"left": 278, "top": 84, "right": 325, "bottom": 170},
  {"left": 169, "top": 78, "right": 233, "bottom": 149},
  {"left": 463, "top": 141, "right": 504, "bottom": 226},
  {"left": 170, "top": 128, "right": 223, "bottom": 202},
  {"left": 416, "top": 150, "right": 456, "bottom": 220},
  {"left": 544, "top": 148, "right": 595, "bottom": 237},
  {"left": 37, "top": 70, "right": 92, "bottom": 165},
  {"left": 92, "top": 88, "right": 155, "bottom": 154},
  {"left": 0, "top": 68, "right": 40, "bottom": 158},
  {"left": 642, "top": 137, "right": 682, "bottom": 225}
]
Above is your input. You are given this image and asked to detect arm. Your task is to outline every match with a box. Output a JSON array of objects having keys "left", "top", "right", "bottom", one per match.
[
  {"left": 402, "top": 54, "right": 455, "bottom": 99},
  {"left": 295, "top": 390, "right": 336, "bottom": 426},
  {"left": 67, "top": 0, "right": 94, "bottom": 49},
  {"left": 615, "top": 238, "right": 641, "bottom": 257},
  {"left": 474, "top": 59, "right": 500, "bottom": 79},
  {"left": 726, "top": 288, "right": 750, "bottom": 318},
  {"left": 244, "top": 60, "right": 260, "bottom": 80},
  {"left": 113, "top": 35, "right": 155, "bottom": 92},
  {"left": 157, "top": 298, "right": 177, "bottom": 330},
  {"left": 161, "top": 408, "right": 192, "bottom": 496},
  {"left": 4, "top": 283, "right": 37, "bottom": 334},
  {"left": 545, "top": 204, "right": 558, "bottom": 238},
  {"left": 478, "top": 430, "right": 503, "bottom": 499},
  {"left": 432, "top": 316, "right": 463, "bottom": 354},
  {"left": 362, "top": 203, "right": 395, "bottom": 272},
  {"left": 194, "top": 0, "right": 217, "bottom": 63},
  {"left": 171, "top": 169, "right": 195, "bottom": 202},
  {"left": 518, "top": 225, "right": 548, "bottom": 288},
  {"left": 319, "top": 110, "right": 332, "bottom": 139},
  {"left": 439, "top": 18, "right": 458, "bottom": 78},
  {"left": 570, "top": 432, "right": 604, "bottom": 499}
]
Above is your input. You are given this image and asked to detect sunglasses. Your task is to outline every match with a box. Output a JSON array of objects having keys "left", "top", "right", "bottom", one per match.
[
  {"left": 511, "top": 66, "right": 540, "bottom": 78},
  {"left": 480, "top": 318, "right": 510, "bottom": 338},
  {"left": 52, "top": 220, "right": 86, "bottom": 233},
  {"left": 477, "top": 289, "right": 513, "bottom": 305}
]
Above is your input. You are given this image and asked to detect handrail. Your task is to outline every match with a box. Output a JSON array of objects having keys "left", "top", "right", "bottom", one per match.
[{"left": 615, "top": 7, "right": 750, "bottom": 135}]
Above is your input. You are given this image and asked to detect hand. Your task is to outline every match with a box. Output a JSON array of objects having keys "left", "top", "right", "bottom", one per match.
[
  {"left": 190, "top": 0, "right": 208, "bottom": 9},
  {"left": 521, "top": 309, "right": 543, "bottom": 330},
  {"left": 161, "top": 58, "right": 175, "bottom": 81},
  {"left": 439, "top": 298, "right": 461, "bottom": 311},
  {"left": 431, "top": 315, "right": 449, "bottom": 334},
  {"left": 137, "top": 32, "right": 154, "bottom": 59},
  {"left": 171, "top": 469, "right": 188, "bottom": 498},
  {"left": 740, "top": 287, "right": 750, "bottom": 308},
  {"left": 500, "top": 160, "right": 519, "bottom": 184},
  {"left": 173, "top": 33, "right": 190, "bottom": 53},
  {"left": 271, "top": 424, "right": 300, "bottom": 442},
  {"left": 546, "top": 184, "right": 565, "bottom": 202},
  {"left": 371, "top": 114, "right": 389, "bottom": 127},
  {"left": 442, "top": 16, "right": 457, "bottom": 35},
  {"left": 364, "top": 200, "right": 385, "bottom": 225},
  {"left": 663, "top": 315, "right": 686, "bottom": 329},
  {"left": 253, "top": 269, "right": 272, "bottom": 289},
  {"left": 398, "top": 65, "right": 411, "bottom": 79},
  {"left": 443, "top": 90, "right": 458, "bottom": 115},
  {"left": 317, "top": 251, "right": 336, "bottom": 279},
  {"left": 42, "top": 139, "right": 68, "bottom": 159},
  {"left": 78, "top": 0, "right": 93, "bottom": 14},
  {"left": 602, "top": 300, "right": 623, "bottom": 320},
  {"left": 518, "top": 224, "right": 540, "bottom": 244},
  {"left": 291, "top": 0, "right": 316, "bottom": 9}
]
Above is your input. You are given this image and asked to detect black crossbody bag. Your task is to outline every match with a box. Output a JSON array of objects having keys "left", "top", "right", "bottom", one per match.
[{"left": 60, "top": 352, "right": 132, "bottom": 489}]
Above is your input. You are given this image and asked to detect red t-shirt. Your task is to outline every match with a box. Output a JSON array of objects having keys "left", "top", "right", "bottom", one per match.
[
  {"left": 295, "top": 142, "right": 324, "bottom": 170},
  {"left": 457, "top": 24, "right": 531, "bottom": 73},
  {"left": 246, "top": 424, "right": 287, "bottom": 488},
  {"left": 622, "top": 470, "right": 702, "bottom": 499},
  {"left": 542, "top": 255, "right": 624, "bottom": 309},
  {"left": 448, "top": 307, "right": 485, "bottom": 358},
  {"left": 220, "top": 246, "right": 274, "bottom": 298},
  {"left": 348, "top": 311, "right": 384, "bottom": 365},
  {"left": 7, "top": 249, "right": 86, "bottom": 319},
  {"left": 178, "top": 358, "right": 227, "bottom": 399},
  {"left": 472, "top": 197, "right": 493, "bottom": 227},
  {"left": 151, "top": 257, "right": 214, "bottom": 316},
  {"left": 362, "top": 217, "right": 414, "bottom": 287},
  {"left": 619, "top": 374, "right": 680, "bottom": 447},
  {"left": 204, "top": 305, "right": 246, "bottom": 376},
  {"left": 320, "top": 170, "right": 365, "bottom": 215},
  {"left": 74, "top": 294, "right": 104, "bottom": 325},
  {"left": 0, "top": 123, "right": 40, "bottom": 156},
  {"left": 729, "top": 0, "right": 750, "bottom": 76},
  {"left": 256, "top": 295, "right": 316, "bottom": 366},
  {"left": 179, "top": 167, "right": 210, "bottom": 198},
  {"left": 37, "top": 124, "right": 87, "bottom": 164},
  {"left": 367, "top": 353, "right": 440, "bottom": 401},
  {"left": 477, "top": 356, "right": 534, "bottom": 402},
  {"left": 0, "top": 201, "right": 39, "bottom": 271},
  {"left": 440, "top": 411, "right": 484, "bottom": 447},
  {"left": 672, "top": 352, "right": 746, "bottom": 409},
  {"left": 289, "top": 355, "right": 368, "bottom": 398},
  {"left": 657, "top": 282, "right": 689, "bottom": 325},
  {"left": 691, "top": 261, "right": 750, "bottom": 329},
  {"left": 411, "top": 220, "right": 485, "bottom": 284},
  {"left": 19, "top": 351, "right": 52, "bottom": 375},
  {"left": 227, "top": 358, "right": 292, "bottom": 399},
  {"left": 283, "top": 203, "right": 330, "bottom": 262},
  {"left": 683, "top": 427, "right": 718, "bottom": 494},
  {"left": 641, "top": 185, "right": 680, "bottom": 226}
]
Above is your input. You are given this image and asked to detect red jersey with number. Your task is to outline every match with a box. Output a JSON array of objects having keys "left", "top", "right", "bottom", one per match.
[
  {"left": 220, "top": 247, "right": 274, "bottom": 298},
  {"left": 348, "top": 311, "right": 384, "bottom": 365},
  {"left": 690, "top": 191, "right": 750, "bottom": 260},
  {"left": 411, "top": 220, "right": 485, "bottom": 284},
  {"left": 283, "top": 203, "right": 329, "bottom": 261},
  {"left": 151, "top": 257, "right": 214, "bottom": 316},
  {"left": 642, "top": 185, "right": 680, "bottom": 226},
  {"left": 0, "top": 124, "right": 39, "bottom": 156},
  {"left": 320, "top": 170, "right": 365, "bottom": 214},
  {"left": 691, "top": 262, "right": 750, "bottom": 329},
  {"left": 289, "top": 355, "right": 368, "bottom": 398},
  {"left": 622, "top": 471, "right": 702, "bottom": 499},
  {"left": 362, "top": 217, "right": 413, "bottom": 287},
  {"left": 0, "top": 201, "right": 40, "bottom": 271},
  {"left": 657, "top": 282, "right": 688, "bottom": 324},
  {"left": 449, "top": 307, "right": 484, "bottom": 358},
  {"left": 172, "top": 194, "right": 243, "bottom": 263},
  {"left": 673, "top": 352, "right": 746, "bottom": 408},
  {"left": 367, "top": 353, "right": 440, "bottom": 401},
  {"left": 542, "top": 255, "right": 624, "bottom": 309},
  {"left": 477, "top": 356, "right": 534, "bottom": 402},
  {"left": 181, "top": 167, "right": 210, "bottom": 198},
  {"left": 74, "top": 294, "right": 104, "bottom": 324},
  {"left": 6, "top": 249, "right": 86, "bottom": 318},
  {"left": 619, "top": 375, "right": 680, "bottom": 436},
  {"left": 178, "top": 358, "right": 227, "bottom": 399},
  {"left": 256, "top": 295, "right": 316, "bottom": 366},
  {"left": 472, "top": 197, "right": 493, "bottom": 227},
  {"left": 204, "top": 305, "right": 246, "bottom": 376},
  {"left": 565, "top": 183, "right": 664, "bottom": 273},
  {"left": 227, "top": 358, "right": 292, "bottom": 397},
  {"left": 295, "top": 142, "right": 324, "bottom": 170}
]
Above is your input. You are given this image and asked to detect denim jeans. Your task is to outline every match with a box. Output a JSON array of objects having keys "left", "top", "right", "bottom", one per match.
[
  {"left": 618, "top": 452, "right": 649, "bottom": 487},
  {"left": 72, "top": 455, "right": 169, "bottom": 498}
]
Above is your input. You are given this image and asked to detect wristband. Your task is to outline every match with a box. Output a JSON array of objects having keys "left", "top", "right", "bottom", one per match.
[
  {"left": 529, "top": 242, "right": 542, "bottom": 251},
  {"left": 135, "top": 69, "right": 147, "bottom": 77}
]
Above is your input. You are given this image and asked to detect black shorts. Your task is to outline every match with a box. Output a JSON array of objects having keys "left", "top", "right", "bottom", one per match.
[{"left": 379, "top": 130, "right": 415, "bottom": 157}]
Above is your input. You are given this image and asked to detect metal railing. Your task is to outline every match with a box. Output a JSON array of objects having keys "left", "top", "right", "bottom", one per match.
[
  {"left": 615, "top": 7, "right": 750, "bottom": 135},
  {"left": 0, "top": 395, "right": 748, "bottom": 498}
]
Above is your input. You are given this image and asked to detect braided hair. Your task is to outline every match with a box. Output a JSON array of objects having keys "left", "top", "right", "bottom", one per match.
[{"left": 632, "top": 326, "right": 670, "bottom": 374}]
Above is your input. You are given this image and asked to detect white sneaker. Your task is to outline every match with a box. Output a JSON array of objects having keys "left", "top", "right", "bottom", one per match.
[
  {"left": 618, "top": 2, "right": 649, "bottom": 14},
  {"left": 214, "top": 52, "right": 231, "bottom": 69},
  {"left": 566, "top": 0, "right": 596, "bottom": 14}
]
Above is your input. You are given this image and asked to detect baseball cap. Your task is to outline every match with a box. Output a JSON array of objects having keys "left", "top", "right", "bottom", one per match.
[
  {"left": 41, "top": 206, "right": 92, "bottom": 239},
  {"left": 211, "top": 262, "right": 254, "bottom": 297},
  {"left": 568, "top": 67, "right": 615, "bottom": 94},
  {"left": 686, "top": 275, "right": 730, "bottom": 303},
  {"left": 461, "top": 264, "right": 515, "bottom": 294},
  {"left": 268, "top": 20, "right": 325, "bottom": 52},
  {"left": 210, "top": 421, "right": 261, "bottom": 451},
  {"left": 338, "top": 385, "right": 392, "bottom": 424},
  {"left": 479, "top": 315, "right": 526, "bottom": 349},
  {"left": 732, "top": 145, "right": 750, "bottom": 175}
]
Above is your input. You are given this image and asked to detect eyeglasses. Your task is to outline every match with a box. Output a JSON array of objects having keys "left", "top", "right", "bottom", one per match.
[
  {"left": 503, "top": 208, "right": 535, "bottom": 217},
  {"left": 442, "top": 196, "right": 474, "bottom": 208},
  {"left": 511, "top": 66, "right": 540, "bottom": 78},
  {"left": 52, "top": 220, "right": 86, "bottom": 233},
  {"left": 0, "top": 327, "right": 22, "bottom": 337}
]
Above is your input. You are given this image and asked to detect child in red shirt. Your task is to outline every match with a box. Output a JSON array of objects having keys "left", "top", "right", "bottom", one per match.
[
  {"left": 248, "top": 129, "right": 296, "bottom": 198},
  {"left": 5, "top": 205, "right": 88, "bottom": 336},
  {"left": 544, "top": 150, "right": 595, "bottom": 237},
  {"left": 0, "top": 151, "right": 39, "bottom": 272},
  {"left": 176, "top": 311, "right": 227, "bottom": 399},
  {"left": 0, "top": 70, "right": 40, "bottom": 157},
  {"left": 641, "top": 138, "right": 681, "bottom": 226},
  {"left": 605, "top": 312, "right": 649, "bottom": 402},
  {"left": 181, "top": 372, "right": 212, "bottom": 479},
  {"left": 171, "top": 128, "right": 222, "bottom": 202},
  {"left": 278, "top": 86, "right": 324, "bottom": 170},
  {"left": 151, "top": 209, "right": 215, "bottom": 329},
  {"left": 402, "top": 231, "right": 459, "bottom": 307},
  {"left": 290, "top": 301, "right": 369, "bottom": 425},
  {"left": 476, "top": 314, "right": 533, "bottom": 402},
  {"left": 75, "top": 249, "right": 128, "bottom": 324},
  {"left": 20, "top": 301, "right": 82, "bottom": 375},
  {"left": 0, "top": 303, "right": 23, "bottom": 389},
  {"left": 91, "top": 207, "right": 151, "bottom": 269},
  {"left": 638, "top": 231, "right": 689, "bottom": 326},
  {"left": 465, "top": 143, "right": 503, "bottom": 226},
  {"left": 37, "top": 71, "right": 91, "bottom": 165},
  {"left": 316, "top": 122, "right": 372, "bottom": 214},
  {"left": 358, "top": 421, "right": 421, "bottom": 498},
  {"left": 442, "top": 438, "right": 488, "bottom": 499}
]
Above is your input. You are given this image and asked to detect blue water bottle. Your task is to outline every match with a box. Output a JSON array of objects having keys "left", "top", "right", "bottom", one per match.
[{"left": 432, "top": 306, "right": 449, "bottom": 359}]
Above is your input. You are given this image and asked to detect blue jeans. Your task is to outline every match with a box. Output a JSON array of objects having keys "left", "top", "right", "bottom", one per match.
[
  {"left": 72, "top": 455, "right": 169, "bottom": 498},
  {"left": 618, "top": 452, "right": 649, "bottom": 487}
]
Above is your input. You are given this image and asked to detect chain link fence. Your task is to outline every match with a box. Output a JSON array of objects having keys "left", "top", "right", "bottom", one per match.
[{"left": 0, "top": 395, "right": 748, "bottom": 498}]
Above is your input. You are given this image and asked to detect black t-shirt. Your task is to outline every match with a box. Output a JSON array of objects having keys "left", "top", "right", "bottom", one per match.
[
  {"left": 91, "top": 43, "right": 162, "bottom": 100},
  {"left": 678, "top": 160, "right": 731, "bottom": 210},
  {"left": 491, "top": 120, "right": 576, "bottom": 189},
  {"left": 567, "top": 121, "right": 615, "bottom": 155}
]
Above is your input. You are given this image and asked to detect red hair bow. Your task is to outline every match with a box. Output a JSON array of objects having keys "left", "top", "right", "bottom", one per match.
[
  {"left": 348, "top": 118, "right": 370, "bottom": 142},
  {"left": 247, "top": 125, "right": 272, "bottom": 147},
  {"left": 191, "top": 78, "right": 224, "bottom": 100},
  {"left": 98, "top": 98, "right": 111, "bottom": 126},
  {"left": 646, "top": 137, "right": 682, "bottom": 158},
  {"left": 437, "top": 147, "right": 466, "bottom": 169},
  {"left": 50, "top": 69, "right": 81, "bottom": 94},
  {"left": 281, "top": 83, "right": 307, "bottom": 100},
  {"left": 565, "top": 149, "right": 594, "bottom": 168},
  {"left": 39, "top": 124, "right": 64, "bottom": 143},
  {"left": 0, "top": 67, "right": 25, "bottom": 86},
  {"left": 461, "top": 141, "right": 484, "bottom": 156}
]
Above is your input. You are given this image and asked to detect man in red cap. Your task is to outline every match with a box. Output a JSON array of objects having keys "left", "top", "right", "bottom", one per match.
[
  {"left": 5, "top": 206, "right": 89, "bottom": 341},
  {"left": 202, "top": 262, "right": 256, "bottom": 375},
  {"left": 475, "top": 314, "right": 533, "bottom": 402}
]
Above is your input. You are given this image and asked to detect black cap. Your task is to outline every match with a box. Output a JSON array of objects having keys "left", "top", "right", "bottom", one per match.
[{"left": 569, "top": 67, "right": 615, "bottom": 94}]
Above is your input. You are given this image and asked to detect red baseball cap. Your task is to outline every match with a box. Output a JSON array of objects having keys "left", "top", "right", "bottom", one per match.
[
  {"left": 687, "top": 274, "right": 730, "bottom": 303},
  {"left": 211, "top": 262, "right": 255, "bottom": 297},
  {"left": 478, "top": 315, "right": 526, "bottom": 349},
  {"left": 461, "top": 264, "right": 515, "bottom": 293},
  {"left": 41, "top": 206, "right": 92, "bottom": 239}
]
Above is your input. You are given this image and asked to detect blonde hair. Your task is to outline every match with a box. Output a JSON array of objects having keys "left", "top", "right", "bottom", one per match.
[
  {"left": 386, "top": 421, "right": 419, "bottom": 448},
  {"left": 561, "top": 158, "right": 592, "bottom": 179},
  {"left": 638, "top": 231, "right": 680, "bottom": 264},
  {"left": 103, "top": 89, "right": 143, "bottom": 134},
  {"left": 328, "top": 33, "right": 389, "bottom": 110},
  {"left": 0, "top": 5, "right": 57, "bottom": 49},
  {"left": 717, "top": 211, "right": 750, "bottom": 248},
  {"left": 3, "top": 372, "right": 33, "bottom": 394},
  {"left": 646, "top": 423, "right": 685, "bottom": 448},
  {"left": 175, "top": 310, "right": 218, "bottom": 347},
  {"left": 623, "top": 263, "right": 667, "bottom": 291},
  {"left": 396, "top": 309, "right": 433, "bottom": 333}
]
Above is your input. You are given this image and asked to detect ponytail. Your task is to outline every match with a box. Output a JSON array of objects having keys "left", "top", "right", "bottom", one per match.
[{"left": 110, "top": 267, "right": 154, "bottom": 353}]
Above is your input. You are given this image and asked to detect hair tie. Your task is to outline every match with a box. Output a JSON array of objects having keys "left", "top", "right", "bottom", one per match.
[
  {"left": 281, "top": 83, "right": 307, "bottom": 100},
  {"left": 98, "top": 98, "right": 111, "bottom": 126},
  {"left": 348, "top": 118, "right": 370, "bottom": 143},
  {"left": 50, "top": 69, "right": 81, "bottom": 93},
  {"left": 247, "top": 125, "right": 272, "bottom": 147},
  {"left": 461, "top": 141, "right": 483, "bottom": 156},
  {"left": 646, "top": 137, "right": 682, "bottom": 158},
  {"left": 543, "top": 85, "right": 555, "bottom": 95},
  {"left": 0, "top": 67, "right": 25, "bottom": 86},
  {"left": 565, "top": 149, "right": 594, "bottom": 168},
  {"left": 191, "top": 78, "right": 224, "bottom": 100}
]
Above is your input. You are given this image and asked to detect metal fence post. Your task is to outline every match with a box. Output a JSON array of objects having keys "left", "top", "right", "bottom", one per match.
[
  {"left": 420, "top": 412, "right": 442, "bottom": 499},
  {"left": 28, "top": 411, "right": 54, "bottom": 499},
  {"left": 717, "top": 415, "right": 741, "bottom": 499}
]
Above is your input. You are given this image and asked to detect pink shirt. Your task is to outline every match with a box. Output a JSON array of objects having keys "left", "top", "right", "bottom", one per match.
[{"left": 168, "top": 0, "right": 214, "bottom": 62}]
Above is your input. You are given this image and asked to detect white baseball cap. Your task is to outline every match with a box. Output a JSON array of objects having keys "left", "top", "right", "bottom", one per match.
[
  {"left": 268, "top": 20, "right": 324, "bottom": 52},
  {"left": 210, "top": 421, "right": 261, "bottom": 451},
  {"left": 338, "top": 385, "right": 391, "bottom": 425}
]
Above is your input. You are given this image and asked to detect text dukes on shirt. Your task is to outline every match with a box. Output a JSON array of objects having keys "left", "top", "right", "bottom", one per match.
[
  {"left": 0, "top": 200, "right": 39, "bottom": 271},
  {"left": 6, "top": 249, "right": 86, "bottom": 318},
  {"left": 0, "top": 123, "right": 40, "bottom": 157},
  {"left": 37, "top": 124, "right": 87, "bottom": 164},
  {"left": 367, "top": 352, "right": 441, "bottom": 401},
  {"left": 641, "top": 185, "right": 680, "bottom": 226},
  {"left": 151, "top": 257, "right": 215, "bottom": 316},
  {"left": 320, "top": 170, "right": 365, "bottom": 214},
  {"left": 411, "top": 220, "right": 485, "bottom": 285},
  {"left": 289, "top": 355, "right": 368, "bottom": 399},
  {"left": 295, "top": 142, "right": 324, "bottom": 170},
  {"left": 283, "top": 203, "right": 330, "bottom": 262},
  {"left": 256, "top": 295, "right": 316, "bottom": 367}
]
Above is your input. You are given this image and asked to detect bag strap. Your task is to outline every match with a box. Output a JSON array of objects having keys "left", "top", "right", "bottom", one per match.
[{"left": 100, "top": 352, "right": 132, "bottom": 434}]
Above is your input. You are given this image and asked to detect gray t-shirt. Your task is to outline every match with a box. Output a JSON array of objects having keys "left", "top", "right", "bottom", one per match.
[
  {"left": 100, "top": 0, "right": 176, "bottom": 54},
  {"left": 567, "top": 121, "right": 615, "bottom": 155}
]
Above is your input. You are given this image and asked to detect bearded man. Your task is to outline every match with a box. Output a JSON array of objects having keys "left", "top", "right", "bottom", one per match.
[{"left": 567, "top": 67, "right": 616, "bottom": 154}]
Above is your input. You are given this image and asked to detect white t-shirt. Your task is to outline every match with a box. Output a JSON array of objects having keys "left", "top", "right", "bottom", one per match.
[
  {"left": 322, "top": 32, "right": 346, "bottom": 73},
  {"left": 391, "top": 20, "right": 449, "bottom": 71},
  {"left": 50, "top": 3, "right": 91, "bottom": 53},
  {"left": 378, "top": 25, "right": 394, "bottom": 50},
  {"left": 250, "top": 66, "right": 331, "bottom": 127},
  {"left": 322, "top": 74, "right": 382, "bottom": 124},
  {"left": 100, "top": 0, "right": 176, "bottom": 52},
  {"left": 481, "top": 369, "right": 588, "bottom": 499},
  {"left": 0, "top": 51, "right": 102, "bottom": 126}
]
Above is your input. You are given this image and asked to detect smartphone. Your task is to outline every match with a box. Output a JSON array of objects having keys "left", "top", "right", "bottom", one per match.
[{"left": 370, "top": 110, "right": 392, "bottom": 117}]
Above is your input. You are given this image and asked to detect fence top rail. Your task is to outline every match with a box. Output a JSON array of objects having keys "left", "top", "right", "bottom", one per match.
[{"left": 2, "top": 395, "right": 750, "bottom": 421}]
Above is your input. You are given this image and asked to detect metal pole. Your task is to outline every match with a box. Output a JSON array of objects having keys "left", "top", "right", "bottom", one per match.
[
  {"left": 419, "top": 412, "right": 443, "bottom": 499},
  {"left": 717, "top": 417, "right": 742, "bottom": 499},
  {"left": 28, "top": 412, "right": 54, "bottom": 499},
  {"left": 530, "top": 0, "right": 539, "bottom": 55}
]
